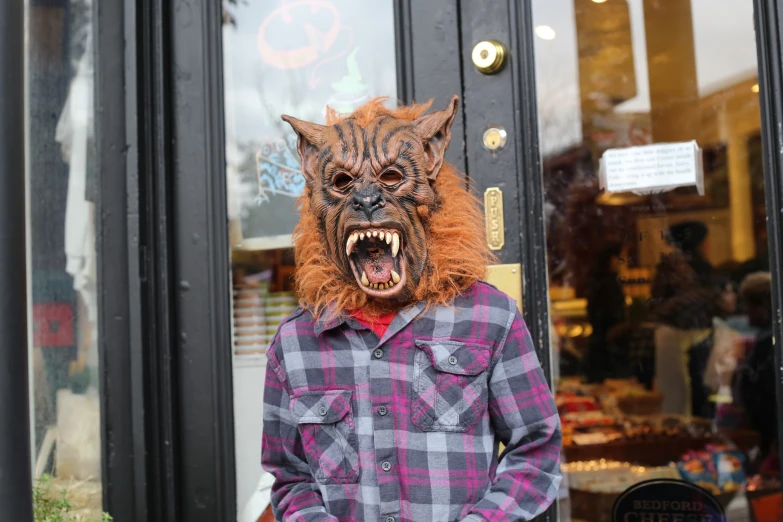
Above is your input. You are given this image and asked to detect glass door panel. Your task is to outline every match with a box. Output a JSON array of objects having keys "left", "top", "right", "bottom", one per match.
[
  {"left": 26, "top": 0, "right": 105, "bottom": 518},
  {"left": 221, "top": 2, "right": 398, "bottom": 517},
  {"left": 532, "top": 1, "right": 779, "bottom": 520}
]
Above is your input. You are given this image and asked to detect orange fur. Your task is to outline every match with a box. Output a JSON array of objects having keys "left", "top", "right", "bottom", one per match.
[
  {"left": 294, "top": 98, "right": 495, "bottom": 318},
  {"left": 325, "top": 97, "right": 432, "bottom": 127}
]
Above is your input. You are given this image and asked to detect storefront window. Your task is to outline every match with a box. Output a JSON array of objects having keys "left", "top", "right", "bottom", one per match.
[
  {"left": 533, "top": 0, "right": 780, "bottom": 520},
  {"left": 26, "top": 0, "right": 103, "bottom": 518},
  {"left": 221, "top": 1, "right": 398, "bottom": 516}
]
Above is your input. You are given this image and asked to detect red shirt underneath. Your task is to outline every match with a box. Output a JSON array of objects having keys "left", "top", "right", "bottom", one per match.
[{"left": 349, "top": 309, "right": 397, "bottom": 338}]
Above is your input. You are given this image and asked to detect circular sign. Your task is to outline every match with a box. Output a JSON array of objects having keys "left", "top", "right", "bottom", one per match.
[
  {"left": 257, "top": 0, "right": 341, "bottom": 70},
  {"left": 612, "top": 479, "right": 726, "bottom": 522}
]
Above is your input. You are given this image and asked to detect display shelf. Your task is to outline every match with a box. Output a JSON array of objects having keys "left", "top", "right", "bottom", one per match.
[{"left": 564, "top": 430, "right": 759, "bottom": 466}]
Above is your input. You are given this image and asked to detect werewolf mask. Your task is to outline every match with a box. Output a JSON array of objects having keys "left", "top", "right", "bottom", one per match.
[{"left": 283, "top": 97, "right": 493, "bottom": 317}]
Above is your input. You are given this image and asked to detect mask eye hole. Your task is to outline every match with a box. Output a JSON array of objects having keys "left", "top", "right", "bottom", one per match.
[
  {"left": 332, "top": 172, "right": 354, "bottom": 191},
  {"left": 378, "top": 169, "right": 404, "bottom": 187}
]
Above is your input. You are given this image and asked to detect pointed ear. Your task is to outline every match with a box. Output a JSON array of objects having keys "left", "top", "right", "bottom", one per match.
[
  {"left": 412, "top": 95, "right": 459, "bottom": 182},
  {"left": 281, "top": 115, "right": 328, "bottom": 186}
]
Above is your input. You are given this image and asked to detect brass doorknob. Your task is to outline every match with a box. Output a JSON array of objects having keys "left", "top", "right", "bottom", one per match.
[{"left": 472, "top": 40, "right": 507, "bottom": 74}]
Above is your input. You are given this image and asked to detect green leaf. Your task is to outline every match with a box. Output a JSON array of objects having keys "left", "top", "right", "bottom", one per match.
[{"left": 32, "top": 476, "right": 112, "bottom": 522}]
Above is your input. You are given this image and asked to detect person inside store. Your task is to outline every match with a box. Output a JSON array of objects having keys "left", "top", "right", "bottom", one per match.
[
  {"left": 620, "top": 221, "right": 734, "bottom": 416},
  {"left": 648, "top": 272, "right": 736, "bottom": 418},
  {"left": 736, "top": 272, "right": 778, "bottom": 474},
  {"left": 261, "top": 97, "right": 561, "bottom": 522},
  {"left": 664, "top": 221, "right": 715, "bottom": 288},
  {"left": 585, "top": 241, "right": 626, "bottom": 383}
]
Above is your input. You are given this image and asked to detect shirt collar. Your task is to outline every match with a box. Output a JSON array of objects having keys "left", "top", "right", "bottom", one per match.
[
  {"left": 379, "top": 301, "right": 426, "bottom": 343},
  {"left": 312, "top": 300, "right": 427, "bottom": 338},
  {"left": 313, "top": 306, "right": 348, "bottom": 336}
]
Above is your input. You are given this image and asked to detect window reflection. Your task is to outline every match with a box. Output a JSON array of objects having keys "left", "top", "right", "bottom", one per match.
[
  {"left": 533, "top": 1, "right": 779, "bottom": 520},
  {"left": 222, "top": 2, "right": 398, "bottom": 518},
  {"left": 27, "top": 0, "right": 103, "bottom": 517}
]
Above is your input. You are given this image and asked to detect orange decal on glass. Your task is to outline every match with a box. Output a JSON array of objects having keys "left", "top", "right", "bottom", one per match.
[{"left": 257, "top": 0, "right": 341, "bottom": 71}]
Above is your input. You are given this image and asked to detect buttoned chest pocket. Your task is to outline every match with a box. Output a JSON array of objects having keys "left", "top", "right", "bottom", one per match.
[
  {"left": 411, "top": 340, "right": 490, "bottom": 432},
  {"left": 291, "top": 389, "right": 359, "bottom": 484}
]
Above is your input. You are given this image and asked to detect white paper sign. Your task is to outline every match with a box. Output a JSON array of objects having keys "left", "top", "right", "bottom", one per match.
[{"left": 599, "top": 141, "right": 704, "bottom": 196}]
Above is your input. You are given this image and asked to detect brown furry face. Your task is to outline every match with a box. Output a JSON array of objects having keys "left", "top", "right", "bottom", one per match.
[{"left": 282, "top": 97, "right": 460, "bottom": 303}]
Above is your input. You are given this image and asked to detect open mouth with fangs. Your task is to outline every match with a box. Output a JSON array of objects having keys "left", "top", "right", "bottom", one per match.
[{"left": 345, "top": 227, "right": 406, "bottom": 298}]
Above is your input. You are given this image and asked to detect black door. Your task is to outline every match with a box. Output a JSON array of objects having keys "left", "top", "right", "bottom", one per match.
[{"left": 159, "top": 1, "right": 553, "bottom": 521}]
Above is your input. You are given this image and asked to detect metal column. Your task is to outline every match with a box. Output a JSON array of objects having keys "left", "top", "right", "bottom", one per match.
[{"left": 0, "top": 0, "right": 33, "bottom": 520}]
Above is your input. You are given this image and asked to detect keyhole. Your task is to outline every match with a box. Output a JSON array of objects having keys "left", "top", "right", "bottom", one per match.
[
  {"left": 485, "top": 130, "right": 501, "bottom": 148},
  {"left": 480, "top": 49, "right": 489, "bottom": 60},
  {"left": 482, "top": 127, "right": 507, "bottom": 152}
]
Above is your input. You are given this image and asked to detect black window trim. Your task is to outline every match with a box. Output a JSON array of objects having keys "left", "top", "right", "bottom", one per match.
[
  {"left": 0, "top": 1, "right": 33, "bottom": 519},
  {"left": 754, "top": 0, "right": 783, "bottom": 477}
]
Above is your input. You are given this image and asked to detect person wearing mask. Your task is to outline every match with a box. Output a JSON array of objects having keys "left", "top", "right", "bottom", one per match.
[{"left": 263, "top": 97, "right": 561, "bottom": 522}]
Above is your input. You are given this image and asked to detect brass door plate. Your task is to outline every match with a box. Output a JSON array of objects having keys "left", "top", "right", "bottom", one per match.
[
  {"left": 485, "top": 263, "right": 522, "bottom": 313},
  {"left": 484, "top": 187, "right": 505, "bottom": 250}
]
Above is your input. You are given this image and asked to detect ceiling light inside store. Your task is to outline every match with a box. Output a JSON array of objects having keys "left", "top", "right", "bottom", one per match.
[
  {"left": 535, "top": 25, "right": 556, "bottom": 40},
  {"left": 752, "top": 84, "right": 760, "bottom": 93}
]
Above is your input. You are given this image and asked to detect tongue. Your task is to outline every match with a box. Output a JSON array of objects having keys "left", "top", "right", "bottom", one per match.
[{"left": 358, "top": 255, "right": 394, "bottom": 284}]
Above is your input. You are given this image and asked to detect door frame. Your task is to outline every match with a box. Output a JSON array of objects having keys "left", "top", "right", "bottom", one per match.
[
  {"left": 0, "top": 1, "right": 32, "bottom": 520},
  {"left": 95, "top": 0, "right": 237, "bottom": 521},
  {"left": 94, "top": 0, "right": 148, "bottom": 519}
]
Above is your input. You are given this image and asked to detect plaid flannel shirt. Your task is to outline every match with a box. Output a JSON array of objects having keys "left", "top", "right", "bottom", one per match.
[{"left": 262, "top": 282, "right": 562, "bottom": 522}]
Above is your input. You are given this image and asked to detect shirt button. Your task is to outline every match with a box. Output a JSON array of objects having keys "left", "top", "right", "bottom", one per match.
[
  {"left": 381, "top": 461, "right": 392, "bottom": 472},
  {"left": 378, "top": 405, "right": 387, "bottom": 416},
  {"left": 319, "top": 406, "right": 328, "bottom": 416},
  {"left": 448, "top": 355, "right": 458, "bottom": 365},
  {"left": 386, "top": 517, "right": 395, "bottom": 522},
  {"left": 374, "top": 349, "right": 384, "bottom": 359}
]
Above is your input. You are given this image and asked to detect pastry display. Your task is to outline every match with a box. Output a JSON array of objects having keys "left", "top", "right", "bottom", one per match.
[
  {"left": 555, "top": 378, "right": 757, "bottom": 466},
  {"left": 564, "top": 460, "right": 680, "bottom": 493}
]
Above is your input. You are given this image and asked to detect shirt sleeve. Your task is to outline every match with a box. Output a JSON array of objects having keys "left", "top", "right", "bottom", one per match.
[
  {"left": 462, "top": 308, "right": 562, "bottom": 522},
  {"left": 261, "top": 343, "right": 338, "bottom": 522}
]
